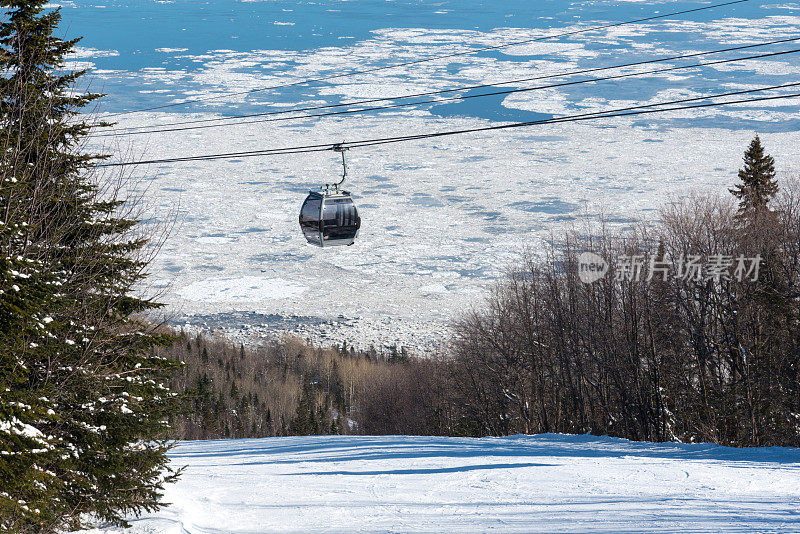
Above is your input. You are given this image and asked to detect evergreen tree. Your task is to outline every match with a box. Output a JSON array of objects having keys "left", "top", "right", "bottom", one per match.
[
  {"left": 289, "top": 381, "right": 316, "bottom": 436},
  {"left": 730, "top": 135, "right": 778, "bottom": 215},
  {"left": 729, "top": 137, "right": 798, "bottom": 445},
  {"left": 0, "top": 1, "right": 179, "bottom": 530}
]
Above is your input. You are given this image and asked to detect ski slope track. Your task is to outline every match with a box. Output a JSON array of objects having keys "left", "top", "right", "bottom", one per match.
[{"left": 84, "top": 434, "right": 800, "bottom": 533}]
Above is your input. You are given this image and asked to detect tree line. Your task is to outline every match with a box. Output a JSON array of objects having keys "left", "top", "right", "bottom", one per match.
[
  {"left": 445, "top": 135, "right": 800, "bottom": 446},
  {"left": 161, "top": 331, "right": 433, "bottom": 439}
]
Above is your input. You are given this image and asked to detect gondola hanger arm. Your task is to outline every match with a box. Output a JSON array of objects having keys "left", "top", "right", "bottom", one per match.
[{"left": 331, "top": 143, "right": 349, "bottom": 192}]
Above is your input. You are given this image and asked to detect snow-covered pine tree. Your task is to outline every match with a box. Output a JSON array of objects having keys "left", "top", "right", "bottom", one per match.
[
  {"left": 730, "top": 135, "right": 778, "bottom": 215},
  {"left": 0, "top": 1, "right": 180, "bottom": 531}
]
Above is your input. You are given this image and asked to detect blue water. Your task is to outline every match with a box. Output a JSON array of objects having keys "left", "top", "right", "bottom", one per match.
[
  {"left": 63, "top": 0, "right": 764, "bottom": 64},
  {"left": 52, "top": 0, "right": 800, "bottom": 127},
  {"left": 430, "top": 87, "right": 552, "bottom": 122}
]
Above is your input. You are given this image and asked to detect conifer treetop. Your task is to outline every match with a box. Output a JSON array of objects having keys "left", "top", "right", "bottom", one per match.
[{"left": 729, "top": 134, "right": 778, "bottom": 215}]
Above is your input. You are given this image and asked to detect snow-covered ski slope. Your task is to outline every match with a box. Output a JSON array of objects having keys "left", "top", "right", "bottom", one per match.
[{"left": 86, "top": 434, "right": 800, "bottom": 533}]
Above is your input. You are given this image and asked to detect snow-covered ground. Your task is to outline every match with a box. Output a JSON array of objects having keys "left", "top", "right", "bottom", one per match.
[{"left": 85, "top": 434, "right": 800, "bottom": 533}]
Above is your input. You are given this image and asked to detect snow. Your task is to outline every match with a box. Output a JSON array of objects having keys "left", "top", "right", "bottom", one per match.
[
  {"left": 0, "top": 418, "right": 44, "bottom": 439},
  {"left": 177, "top": 276, "right": 308, "bottom": 303},
  {"left": 83, "top": 434, "right": 800, "bottom": 533}
]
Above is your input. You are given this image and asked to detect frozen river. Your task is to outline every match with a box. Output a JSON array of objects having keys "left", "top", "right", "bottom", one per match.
[{"left": 59, "top": 0, "right": 800, "bottom": 350}]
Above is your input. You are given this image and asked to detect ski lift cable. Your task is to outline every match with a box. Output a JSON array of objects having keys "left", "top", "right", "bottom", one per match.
[
  {"left": 351, "top": 90, "right": 800, "bottom": 150},
  {"left": 104, "top": 35, "right": 800, "bottom": 134},
  {"left": 95, "top": 82, "right": 800, "bottom": 167},
  {"left": 92, "top": 46, "right": 800, "bottom": 138},
  {"left": 342, "top": 81, "right": 800, "bottom": 148},
  {"left": 101, "top": 0, "right": 751, "bottom": 118},
  {"left": 99, "top": 85, "right": 800, "bottom": 165}
]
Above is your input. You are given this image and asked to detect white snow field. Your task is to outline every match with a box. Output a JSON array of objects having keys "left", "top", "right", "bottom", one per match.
[{"left": 86, "top": 434, "right": 800, "bottom": 533}]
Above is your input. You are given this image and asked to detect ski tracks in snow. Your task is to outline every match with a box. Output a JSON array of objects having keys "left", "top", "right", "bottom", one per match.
[{"left": 82, "top": 434, "right": 800, "bottom": 533}]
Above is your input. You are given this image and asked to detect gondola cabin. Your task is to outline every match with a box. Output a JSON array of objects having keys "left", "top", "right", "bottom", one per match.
[{"left": 299, "top": 190, "right": 361, "bottom": 247}]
